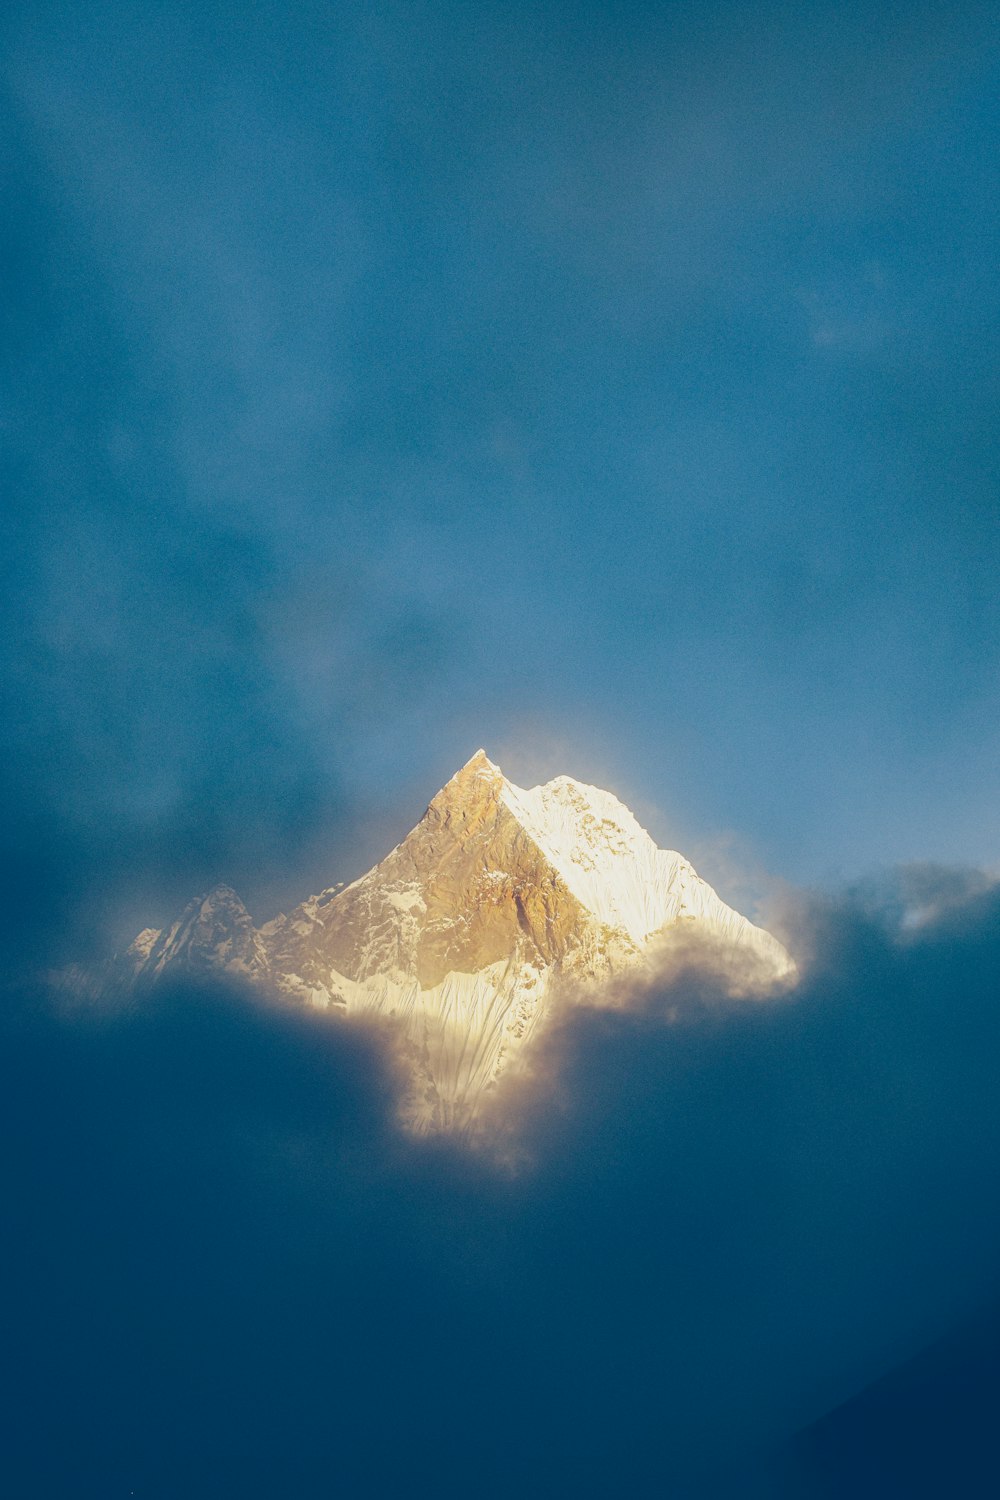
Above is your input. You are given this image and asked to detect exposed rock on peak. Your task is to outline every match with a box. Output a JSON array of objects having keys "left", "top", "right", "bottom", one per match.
[{"left": 427, "top": 748, "right": 504, "bottom": 817}]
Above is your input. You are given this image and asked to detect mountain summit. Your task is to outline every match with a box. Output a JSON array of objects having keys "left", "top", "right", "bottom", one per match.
[{"left": 117, "top": 753, "right": 793, "bottom": 1127}]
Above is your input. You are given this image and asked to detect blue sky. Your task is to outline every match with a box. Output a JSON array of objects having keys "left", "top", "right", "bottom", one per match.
[{"left": 3, "top": 0, "right": 999, "bottom": 948}]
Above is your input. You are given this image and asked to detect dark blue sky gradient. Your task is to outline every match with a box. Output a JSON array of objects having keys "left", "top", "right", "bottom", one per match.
[{"left": 3, "top": 0, "right": 999, "bottom": 942}]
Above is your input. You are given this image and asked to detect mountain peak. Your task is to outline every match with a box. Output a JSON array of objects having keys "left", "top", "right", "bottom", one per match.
[
  {"left": 460, "top": 747, "right": 501, "bottom": 777},
  {"left": 428, "top": 748, "right": 505, "bottom": 818},
  {"left": 111, "top": 753, "right": 794, "bottom": 1130}
]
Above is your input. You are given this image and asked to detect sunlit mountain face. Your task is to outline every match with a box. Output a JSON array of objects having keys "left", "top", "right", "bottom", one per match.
[{"left": 89, "top": 751, "right": 792, "bottom": 1129}]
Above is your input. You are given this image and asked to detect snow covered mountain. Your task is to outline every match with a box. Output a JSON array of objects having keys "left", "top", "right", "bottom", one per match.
[{"left": 116, "top": 751, "right": 793, "bottom": 1127}]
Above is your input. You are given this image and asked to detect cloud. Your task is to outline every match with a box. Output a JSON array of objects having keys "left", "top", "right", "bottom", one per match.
[{"left": 4, "top": 873, "right": 1000, "bottom": 1496}]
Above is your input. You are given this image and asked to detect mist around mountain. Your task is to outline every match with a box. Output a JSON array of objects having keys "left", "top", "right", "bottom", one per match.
[{"left": 8, "top": 863, "right": 1000, "bottom": 1497}]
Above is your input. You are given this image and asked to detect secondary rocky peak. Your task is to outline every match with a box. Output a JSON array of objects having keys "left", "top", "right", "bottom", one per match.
[{"left": 128, "top": 884, "right": 267, "bottom": 984}]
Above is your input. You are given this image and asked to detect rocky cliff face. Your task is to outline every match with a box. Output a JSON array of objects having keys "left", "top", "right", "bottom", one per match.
[{"left": 113, "top": 751, "right": 793, "bottom": 1128}]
